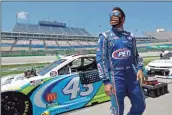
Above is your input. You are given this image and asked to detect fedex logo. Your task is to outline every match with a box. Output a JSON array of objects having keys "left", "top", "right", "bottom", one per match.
[{"left": 112, "top": 48, "right": 131, "bottom": 59}]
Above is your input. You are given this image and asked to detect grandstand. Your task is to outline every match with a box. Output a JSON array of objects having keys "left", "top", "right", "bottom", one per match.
[
  {"left": 1, "top": 21, "right": 172, "bottom": 56},
  {"left": 1, "top": 21, "right": 97, "bottom": 52}
]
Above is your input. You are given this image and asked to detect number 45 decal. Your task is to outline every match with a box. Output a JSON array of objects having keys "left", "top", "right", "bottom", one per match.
[{"left": 63, "top": 77, "right": 94, "bottom": 99}]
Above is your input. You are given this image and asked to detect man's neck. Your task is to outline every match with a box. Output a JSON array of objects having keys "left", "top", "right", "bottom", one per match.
[{"left": 112, "top": 26, "right": 124, "bottom": 32}]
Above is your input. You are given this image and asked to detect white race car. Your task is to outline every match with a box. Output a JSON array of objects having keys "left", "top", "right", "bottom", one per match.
[{"left": 145, "top": 51, "right": 172, "bottom": 78}]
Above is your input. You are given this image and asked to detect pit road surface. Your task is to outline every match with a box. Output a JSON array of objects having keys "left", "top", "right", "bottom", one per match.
[{"left": 61, "top": 78, "right": 172, "bottom": 115}]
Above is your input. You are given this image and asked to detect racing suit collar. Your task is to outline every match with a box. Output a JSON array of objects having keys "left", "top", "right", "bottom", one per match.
[{"left": 111, "top": 27, "right": 124, "bottom": 33}]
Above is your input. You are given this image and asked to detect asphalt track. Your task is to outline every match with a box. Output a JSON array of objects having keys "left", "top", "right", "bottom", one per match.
[
  {"left": 62, "top": 78, "right": 172, "bottom": 115},
  {"left": 1, "top": 52, "right": 161, "bottom": 65}
]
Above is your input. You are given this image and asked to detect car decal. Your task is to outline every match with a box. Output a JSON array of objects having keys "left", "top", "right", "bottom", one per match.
[
  {"left": 33, "top": 75, "right": 70, "bottom": 108},
  {"left": 20, "top": 78, "right": 53, "bottom": 95}
]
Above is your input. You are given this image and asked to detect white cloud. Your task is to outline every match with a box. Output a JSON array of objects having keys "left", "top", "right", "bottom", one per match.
[{"left": 17, "top": 11, "right": 28, "bottom": 20}]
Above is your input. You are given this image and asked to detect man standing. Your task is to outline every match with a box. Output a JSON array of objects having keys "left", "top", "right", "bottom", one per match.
[{"left": 96, "top": 7, "right": 146, "bottom": 115}]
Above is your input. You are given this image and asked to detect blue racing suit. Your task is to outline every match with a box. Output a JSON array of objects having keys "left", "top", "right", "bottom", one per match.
[{"left": 96, "top": 28, "right": 146, "bottom": 115}]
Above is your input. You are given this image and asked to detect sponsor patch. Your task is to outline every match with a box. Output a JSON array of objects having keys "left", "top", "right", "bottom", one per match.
[
  {"left": 127, "top": 36, "right": 133, "bottom": 40},
  {"left": 112, "top": 48, "right": 131, "bottom": 59},
  {"left": 112, "top": 36, "right": 119, "bottom": 39},
  {"left": 108, "top": 42, "right": 113, "bottom": 47},
  {"left": 97, "top": 63, "right": 104, "bottom": 78},
  {"left": 30, "top": 79, "right": 43, "bottom": 86},
  {"left": 46, "top": 93, "right": 57, "bottom": 102},
  {"left": 96, "top": 48, "right": 100, "bottom": 51},
  {"left": 46, "top": 102, "right": 58, "bottom": 108},
  {"left": 97, "top": 63, "right": 103, "bottom": 73},
  {"left": 50, "top": 71, "right": 57, "bottom": 77},
  {"left": 23, "top": 101, "right": 30, "bottom": 115}
]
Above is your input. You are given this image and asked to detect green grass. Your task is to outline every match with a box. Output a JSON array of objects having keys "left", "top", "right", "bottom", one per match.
[
  {"left": 1, "top": 63, "right": 50, "bottom": 69},
  {"left": 1, "top": 71, "right": 25, "bottom": 77},
  {"left": 1, "top": 63, "right": 50, "bottom": 77}
]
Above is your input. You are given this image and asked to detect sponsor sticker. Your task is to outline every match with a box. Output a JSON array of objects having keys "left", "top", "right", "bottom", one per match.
[
  {"left": 112, "top": 48, "right": 131, "bottom": 59},
  {"left": 50, "top": 71, "right": 57, "bottom": 77},
  {"left": 46, "top": 102, "right": 58, "bottom": 108},
  {"left": 30, "top": 79, "right": 43, "bottom": 86},
  {"left": 46, "top": 93, "right": 57, "bottom": 102},
  {"left": 97, "top": 63, "right": 103, "bottom": 73},
  {"left": 127, "top": 36, "right": 133, "bottom": 40},
  {"left": 97, "top": 63, "right": 104, "bottom": 78},
  {"left": 23, "top": 101, "right": 30, "bottom": 115},
  {"left": 96, "top": 48, "right": 100, "bottom": 51}
]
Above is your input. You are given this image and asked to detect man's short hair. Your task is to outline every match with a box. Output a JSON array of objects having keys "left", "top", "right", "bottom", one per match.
[{"left": 112, "top": 7, "right": 125, "bottom": 19}]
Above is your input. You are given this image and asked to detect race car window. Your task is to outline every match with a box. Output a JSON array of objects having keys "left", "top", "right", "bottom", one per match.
[
  {"left": 70, "top": 58, "right": 82, "bottom": 72},
  {"left": 84, "top": 57, "right": 95, "bottom": 66},
  {"left": 161, "top": 52, "right": 172, "bottom": 59},
  {"left": 71, "top": 58, "right": 82, "bottom": 68},
  {"left": 82, "top": 57, "right": 97, "bottom": 71},
  {"left": 58, "top": 65, "right": 70, "bottom": 75},
  {"left": 38, "top": 59, "right": 66, "bottom": 76}
]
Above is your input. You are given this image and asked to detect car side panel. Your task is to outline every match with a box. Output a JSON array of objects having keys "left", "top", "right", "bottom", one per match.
[{"left": 28, "top": 73, "right": 103, "bottom": 115}]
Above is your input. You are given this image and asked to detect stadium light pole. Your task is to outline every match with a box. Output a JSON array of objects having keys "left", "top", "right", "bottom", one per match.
[
  {"left": 69, "top": 20, "right": 70, "bottom": 27},
  {"left": 98, "top": 25, "right": 102, "bottom": 34},
  {"left": 16, "top": 13, "right": 18, "bottom": 23}
]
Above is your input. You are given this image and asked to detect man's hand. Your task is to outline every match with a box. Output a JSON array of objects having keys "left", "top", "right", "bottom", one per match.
[
  {"left": 137, "top": 69, "right": 145, "bottom": 84},
  {"left": 104, "top": 83, "right": 115, "bottom": 96},
  {"left": 110, "top": 16, "right": 120, "bottom": 26}
]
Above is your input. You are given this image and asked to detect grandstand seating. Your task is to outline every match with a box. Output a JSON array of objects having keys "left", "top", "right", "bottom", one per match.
[
  {"left": 1, "top": 40, "right": 15, "bottom": 44},
  {"left": 40, "top": 26, "right": 52, "bottom": 34},
  {"left": 71, "top": 28, "right": 85, "bottom": 36},
  {"left": 68, "top": 41, "right": 80, "bottom": 46},
  {"left": 31, "top": 40, "right": 44, "bottom": 45},
  {"left": 13, "top": 23, "right": 26, "bottom": 32},
  {"left": 80, "top": 28, "right": 92, "bottom": 36},
  {"left": 12, "top": 47, "right": 30, "bottom": 51},
  {"left": 15, "top": 40, "right": 30, "bottom": 47},
  {"left": 13, "top": 23, "right": 92, "bottom": 36},
  {"left": 27, "top": 25, "right": 40, "bottom": 33},
  {"left": 45, "top": 40, "right": 58, "bottom": 46},
  {"left": 87, "top": 41, "right": 97, "bottom": 46},
  {"left": 145, "top": 32, "right": 172, "bottom": 41},
  {"left": 137, "top": 41, "right": 172, "bottom": 47},
  {"left": 1, "top": 47, "right": 12, "bottom": 51},
  {"left": 30, "top": 40, "right": 45, "bottom": 50},
  {"left": 51, "top": 27, "right": 63, "bottom": 34},
  {"left": 78, "top": 41, "right": 90, "bottom": 46},
  {"left": 56, "top": 40, "right": 70, "bottom": 46}
]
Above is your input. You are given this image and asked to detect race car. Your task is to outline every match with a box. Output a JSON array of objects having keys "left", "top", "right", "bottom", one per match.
[
  {"left": 145, "top": 51, "right": 172, "bottom": 78},
  {"left": 1, "top": 54, "right": 109, "bottom": 115}
]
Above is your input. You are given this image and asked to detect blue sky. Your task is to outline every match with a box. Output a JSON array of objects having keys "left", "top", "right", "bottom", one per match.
[{"left": 2, "top": 2, "right": 172, "bottom": 36}]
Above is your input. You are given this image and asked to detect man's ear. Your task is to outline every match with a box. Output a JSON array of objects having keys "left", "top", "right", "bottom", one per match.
[{"left": 121, "top": 17, "right": 125, "bottom": 24}]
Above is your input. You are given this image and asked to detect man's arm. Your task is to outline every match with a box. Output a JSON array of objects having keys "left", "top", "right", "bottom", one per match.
[{"left": 96, "top": 34, "right": 111, "bottom": 85}]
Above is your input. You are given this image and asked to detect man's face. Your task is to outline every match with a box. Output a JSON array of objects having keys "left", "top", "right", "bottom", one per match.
[{"left": 110, "top": 10, "right": 125, "bottom": 26}]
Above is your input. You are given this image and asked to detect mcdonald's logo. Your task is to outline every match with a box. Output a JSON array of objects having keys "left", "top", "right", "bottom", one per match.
[{"left": 46, "top": 93, "right": 57, "bottom": 102}]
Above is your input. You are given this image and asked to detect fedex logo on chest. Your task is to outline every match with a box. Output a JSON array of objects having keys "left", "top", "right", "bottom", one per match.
[{"left": 112, "top": 48, "right": 131, "bottom": 59}]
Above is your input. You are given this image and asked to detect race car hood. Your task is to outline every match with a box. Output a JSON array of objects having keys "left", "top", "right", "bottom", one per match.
[
  {"left": 1, "top": 74, "right": 29, "bottom": 92},
  {"left": 1, "top": 73, "right": 46, "bottom": 92},
  {"left": 148, "top": 59, "right": 172, "bottom": 67}
]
